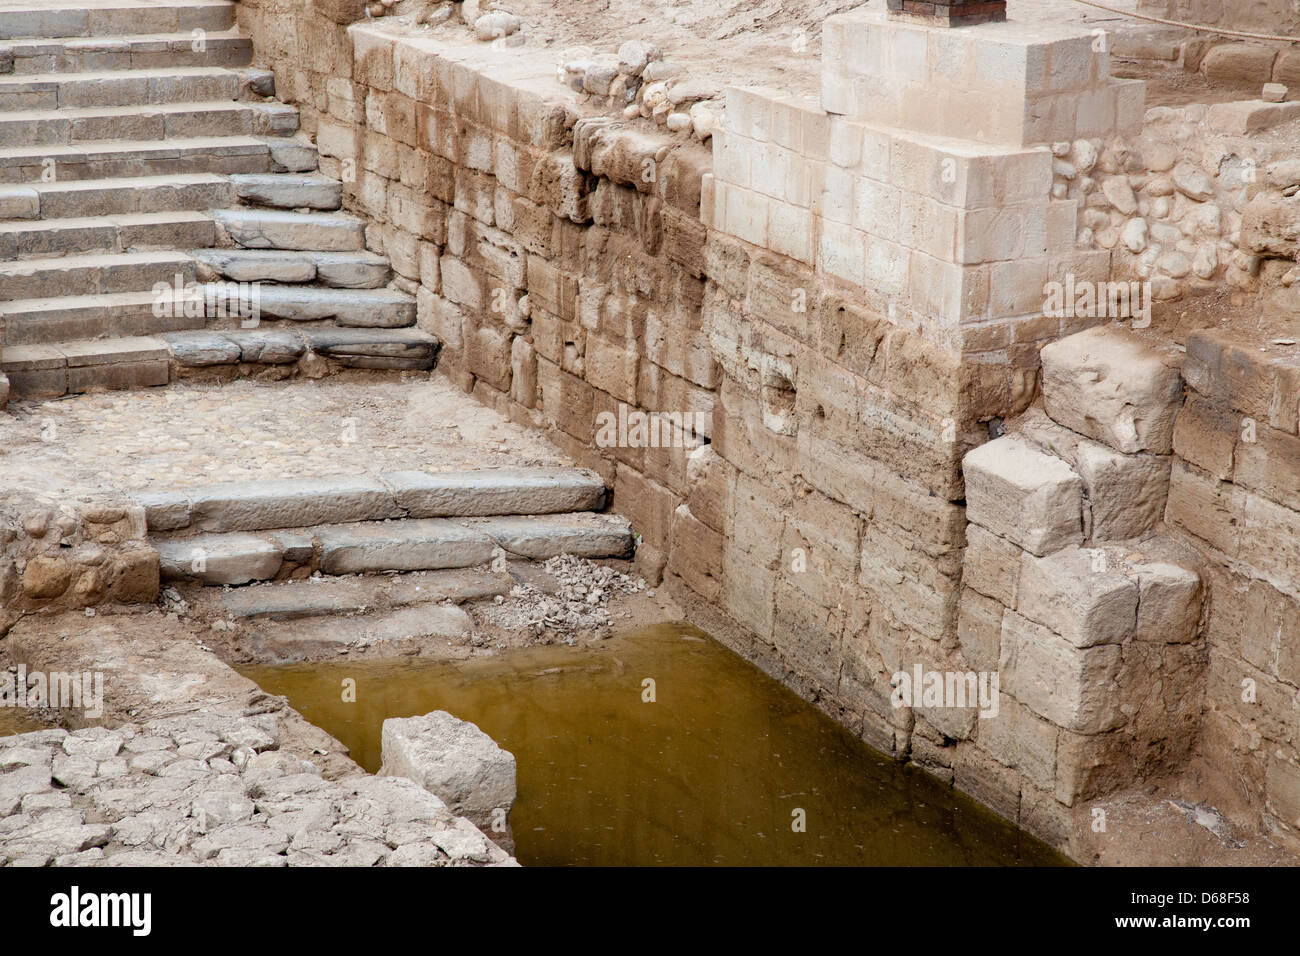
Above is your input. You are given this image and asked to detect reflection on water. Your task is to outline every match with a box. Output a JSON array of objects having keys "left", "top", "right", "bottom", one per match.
[{"left": 242, "top": 622, "right": 1070, "bottom": 867}]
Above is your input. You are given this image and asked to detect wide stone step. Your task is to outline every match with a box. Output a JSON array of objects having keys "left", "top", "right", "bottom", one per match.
[
  {"left": 134, "top": 467, "right": 609, "bottom": 533},
  {"left": 212, "top": 208, "right": 365, "bottom": 251},
  {"left": 153, "top": 512, "right": 632, "bottom": 585},
  {"left": 1, "top": 335, "right": 170, "bottom": 398},
  {"left": 229, "top": 173, "right": 342, "bottom": 210},
  {"left": 0, "top": 66, "right": 261, "bottom": 111},
  {"left": 0, "top": 248, "right": 193, "bottom": 300},
  {"left": 0, "top": 210, "right": 215, "bottom": 260},
  {"left": 0, "top": 173, "right": 233, "bottom": 221},
  {"left": 0, "top": 101, "right": 298, "bottom": 147},
  {"left": 193, "top": 248, "right": 390, "bottom": 288},
  {"left": 2, "top": 30, "right": 252, "bottom": 74},
  {"left": 0, "top": 2, "right": 235, "bottom": 40},
  {"left": 0, "top": 289, "right": 206, "bottom": 345},
  {"left": 213, "top": 284, "right": 416, "bottom": 328},
  {"left": 162, "top": 326, "right": 438, "bottom": 370},
  {"left": 0, "top": 136, "right": 274, "bottom": 184},
  {"left": 218, "top": 568, "right": 513, "bottom": 621}
]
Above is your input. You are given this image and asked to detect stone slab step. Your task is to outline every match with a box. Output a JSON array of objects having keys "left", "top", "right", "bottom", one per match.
[
  {"left": 1, "top": 173, "right": 233, "bottom": 221},
  {"left": 229, "top": 173, "right": 342, "bottom": 210},
  {"left": 192, "top": 248, "right": 390, "bottom": 288},
  {"left": 220, "top": 285, "right": 416, "bottom": 328},
  {"left": 163, "top": 326, "right": 437, "bottom": 370},
  {"left": 218, "top": 567, "right": 514, "bottom": 621},
  {"left": 2, "top": 30, "right": 251, "bottom": 74},
  {"left": 0, "top": 66, "right": 257, "bottom": 110},
  {"left": 134, "top": 467, "right": 608, "bottom": 533},
  {"left": 0, "top": 210, "right": 215, "bottom": 259},
  {"left": 212, "top": 208, "right": 365, "bottom": 251},
  {"left": 0, "top": 101, "right": 298, "bottom": 147},
  {"left": 1, "top": 334, "right": 170, "bottom": 398},
  {"left": 457, "top": 514, "right": 636, "bottom": 560},
  {"left": 0, "top": 2, "right": 235, "bottom": 40},
  {"left": 0, "top": 289, "right": 206, "bottom": 345},
  {"left": 0, "top": 248, "right": 193, "bottom": 300},
  {"left": 0, "top": 136, "right": 274, "bottom": 183},
  {"left": 233, "top": 604, "right": 476, "bottom": 661}
]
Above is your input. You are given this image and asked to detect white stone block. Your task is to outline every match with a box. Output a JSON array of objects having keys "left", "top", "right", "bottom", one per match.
[
  {"left": 1074, "top": 441, "right": 1170, "bottom": 541},
  {"left": 1131, "top": 560, "right": 1202, "bottom": 644},
  {"left": 815, "top": 163, "right": 854, "bottom": 225},
  {"left": 852, "top": 176, "right": 901, "bottom": 242},
  {"left": 713, "top": 131, "right": 751, "bottom": 188},
  {"left": 1040, "top": 324, "right": 1184, "bottom": 454},
  {"left": 818, "top": 219, "right": 866, "bottom": 285},
  {"left": 1000, "top": 610, "right": 1124, "bottom": 733},
  {"left": 769, "top": 201, "right": 814, "bottom": 264},
  {"left": 726, "top": 184, "right": 769, "bottom": 248},
  {"left": 1017, "top": 546, "right": 1139, "bottom": 647},
  {"left": 963, "top": 435, "right": 1083, "bottom": 556}
]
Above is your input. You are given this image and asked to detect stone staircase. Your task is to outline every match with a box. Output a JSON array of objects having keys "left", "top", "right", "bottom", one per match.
[
  {"left": 0, "top": 0, "right": 433, "bottom": 402},
  {"left": 138, "top": 468, "right": 633, "bottom": 588}
]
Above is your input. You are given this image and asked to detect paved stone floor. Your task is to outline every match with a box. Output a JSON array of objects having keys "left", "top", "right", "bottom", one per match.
[
  {"left": 0, "top": 374, "right": 572, "bottom": 500},
  {"left": 0, "top": 717, "right": 514, "bottom": 866}
]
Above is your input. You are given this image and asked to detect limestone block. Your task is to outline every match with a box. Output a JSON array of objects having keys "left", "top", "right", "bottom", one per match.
[
  {"left": 380, "top": 710, "right": 516, "bottom": 833},
  {"left": 1000, "top": 610, "right": 1124, "bottom": 734},
  {"left": 962, "top": 523, "right": 1022, "bottom": 606},
  {"left": 155, "top": 533, "right": 283, "bottom": 586},
  {"left": 1040, "top": 324, "right": 1184, "bottom": 454},
  {"left": 963, "top": 436, "right": 1083, "bottom": 556},
  {"left": 1017, "top": 546, "right": 1138, "bottom": 647},
  {"left": 1130, "top": 560, "right": 1202, "bottom": 644},
  {"left": 1074, "top": 440, "right": 1171, "bottom": 541}
]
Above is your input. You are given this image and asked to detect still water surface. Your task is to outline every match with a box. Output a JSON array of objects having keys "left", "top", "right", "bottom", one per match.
[{"left": 241, "top": 622, "right": 1070, "bottom": 866}]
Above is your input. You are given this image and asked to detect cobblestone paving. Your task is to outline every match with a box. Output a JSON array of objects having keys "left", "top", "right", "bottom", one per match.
[{"left": 0, "top": 717, "right": 514, "bottom": 867}]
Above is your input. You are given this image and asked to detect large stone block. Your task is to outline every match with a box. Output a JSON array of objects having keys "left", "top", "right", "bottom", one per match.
[
  {"left": 963, "top": 436, "right": 1082, "bottom": 556},
  {"left": 1016, "top": 546, "right": 1138, "bottom": 648},
  {"left": 1000, "top": 610, "right": 1124, "bottom": 734},
  {"left": 380, "top": 710, "right": 516, "bottom": 833},
  {"left": 1074, "top": 440, "right": 1170, "bottom": 542},
  {"left": 1040, "top": 325, "right": 1183, "bottom": 454}
]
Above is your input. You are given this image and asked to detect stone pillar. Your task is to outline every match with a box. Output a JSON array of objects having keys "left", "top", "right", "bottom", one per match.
[{"left": 886, "top": 0, "right": 1007, "bottom": 28}]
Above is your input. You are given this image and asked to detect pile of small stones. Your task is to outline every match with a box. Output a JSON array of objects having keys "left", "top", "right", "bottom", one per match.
[
  {"left": 0, "top": 716, "right": 513, "bottom": 866},
  {"left": 560, "top": 40, "right": 723, "bottom": 142},
  {"left": 485, "top": 554, "right": 645, "bottom": 640}
]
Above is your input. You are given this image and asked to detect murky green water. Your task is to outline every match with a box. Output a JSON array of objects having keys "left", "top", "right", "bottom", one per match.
[{"left": 242, "top": 623, "right": 1069, "bottom": 866}]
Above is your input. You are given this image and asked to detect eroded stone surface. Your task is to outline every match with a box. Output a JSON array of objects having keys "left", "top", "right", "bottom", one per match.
[{"left": 0, "top": 717, "right": 515, "bottom": 867}]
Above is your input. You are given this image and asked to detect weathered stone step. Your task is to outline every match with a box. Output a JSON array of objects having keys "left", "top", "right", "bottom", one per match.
[
  {"left": 0, "top": 2, "right": 235, "bottom": 40},
  {"left": 0, "top": 136, "right": 274, "bottom": 184},
  {"left": 192, "top": 248, "right": 390, "bottom": 288},
  {"left": 212, "top": 208, "right": 365, "bottom": 251},
  {"left": 162, "top": 326, "right": 439, "bottom": 371},
  {"left": 0, "top": 248, "right": 193, "bottom": 300},
  {"left": 1, "top": 335, "right": 170, "bottom": 398},
  {"left": 135, "top": 467, "right": 608, "bottom": 533},
  {"left": 0, "top": 289, "right": 205, "bottom": 346},
  {"left": 154, "top": 512, "right": 632, "bottom": 585},
  {"left": 235, "top": 604, "right": 477, "bottom": 660},
  {"left": 0, "top": 66, "right": 266, "bottom": 111},
  {"left": 218, "top": 568, "right": 513, "bottom": 621},
  {"left": 208, "top": 284, "right": 417, "bottom": 328},
  {"left": 2, "top": 30, "right": 252, "bottom": 73},
  {"left": 1, "top": 173, "right": 233, "bottom": 221},
  {"left": 0, "top": 101, "right": 298, "bottom": 147},
  {"left": 0, "top": 209, "right": 215, "bottom": 260},
  {"left": 229, "top": 173, "right": 342, "bottom": 210}
]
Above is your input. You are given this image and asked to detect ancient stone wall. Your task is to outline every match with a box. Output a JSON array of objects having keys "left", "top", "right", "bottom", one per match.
[
  {"left": 231, "top": 0, "right": 1300, "bottom": 854},
  {"left": 1138, "top": 0, "right": 1300, "bottom": 36}
]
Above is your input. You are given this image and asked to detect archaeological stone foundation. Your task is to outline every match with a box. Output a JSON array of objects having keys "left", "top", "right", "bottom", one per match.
[{"left": 2, "top": 0, "right": 1300, "bottom": 863}]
